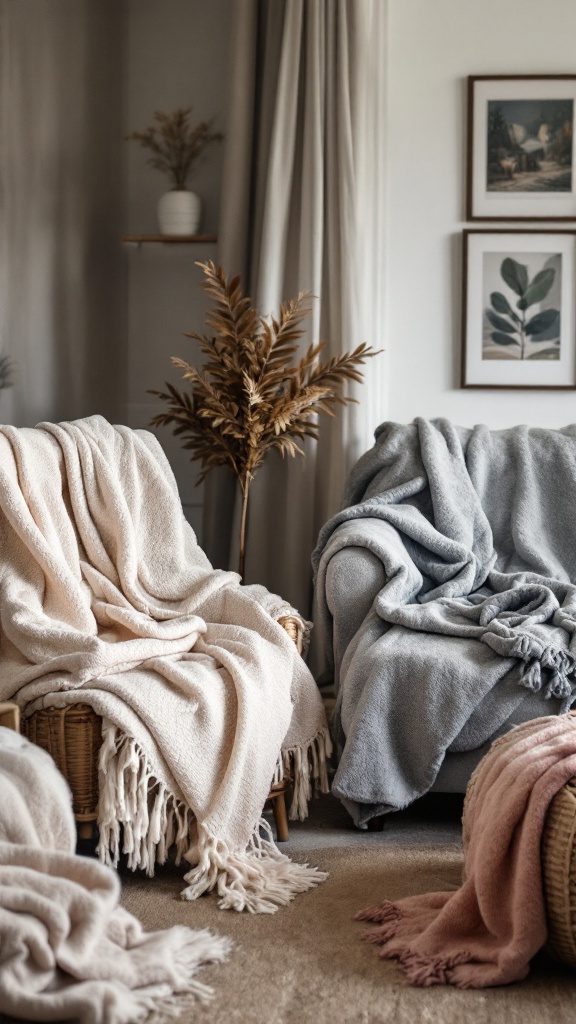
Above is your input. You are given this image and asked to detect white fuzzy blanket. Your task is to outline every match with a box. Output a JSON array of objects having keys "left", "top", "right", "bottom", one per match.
[
  {"left": 0, "top": 725, "right": 231, "bottom": 1023},
  {"left": 0, "top": 417, "right": 331, "bottom": 912}
]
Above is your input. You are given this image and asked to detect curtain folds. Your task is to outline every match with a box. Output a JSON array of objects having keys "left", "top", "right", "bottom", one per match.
[
  {"left": 0, "top": 1, "right": 125, "bottom": 428},
  {"left": 205, "top": 0, "right": 386, "bottom": 656}
]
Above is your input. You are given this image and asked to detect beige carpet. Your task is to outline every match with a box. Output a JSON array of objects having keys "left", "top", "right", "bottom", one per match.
[{"left": 119, "top": 799, "right": 576, "bottom": 1024}]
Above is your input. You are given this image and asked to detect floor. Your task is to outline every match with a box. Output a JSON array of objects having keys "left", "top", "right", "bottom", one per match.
[{"left": 267, "top": 786, "right": 464, "bottom": 853}]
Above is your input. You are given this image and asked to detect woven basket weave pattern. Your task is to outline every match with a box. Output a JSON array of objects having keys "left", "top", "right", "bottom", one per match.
[
  {"left": 542, "top": 777, "right": 576, "bottom": 966},
  {"left": 23, "top": 705, "right": 102, "bottom": 823}
]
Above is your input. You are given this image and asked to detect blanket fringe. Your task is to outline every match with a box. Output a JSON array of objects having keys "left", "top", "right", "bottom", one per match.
[
  {"left": 97, "top": 723, "right": 194, "bottom": 875},
  {"left": 397, "top": 949, "right": 472, "bottom": 987},
  {"left": 356, "top": 900, "right": 473, "bottom": 987},
  {"left": 97, "top": 721, "right": 328, "bottom": 912},
  {"left": 280, "top": 726, "right": 333, "bottom": 821},
  {"left": 516, "top": 647, "right": 573, "bottom": 704},
  {"left": 155, "top": 926, "right": 232, "bottom": 1002},
  {"left": 355, "top": 900, "right": 402, "bottom": 944},
  {"left": 107, "top": 927, "right": 232, "bottom": 1022},
  {"left": 181, "top": 817, "right": 328, "bottom": 914},
  {"left": 355, "top": 899, "right": 402, "bottom": 924}
]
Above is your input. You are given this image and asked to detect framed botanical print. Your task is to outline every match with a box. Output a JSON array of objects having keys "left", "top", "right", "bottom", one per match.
[
  {"left": 467, "top": 75, "right": 576, "bottom": 220},
  {"left": 461, "top": 229, "right": 576, "bottom": 389}
]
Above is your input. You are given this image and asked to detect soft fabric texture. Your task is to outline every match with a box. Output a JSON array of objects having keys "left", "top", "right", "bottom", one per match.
[
  {"left": 204, "top": 0, "right": 386, "bottom": 638},
  {"left": 0, "top": 417, "right": 331, "bottom": 913},
  {"left": 312, "top": 418, "right": 576, "bottom": 825},
  {"left": 356, "top": 713, "right": 576, "bottom": 988},
  {"left": 0, "top": 725, "right": 231, "bottom": 1023}
]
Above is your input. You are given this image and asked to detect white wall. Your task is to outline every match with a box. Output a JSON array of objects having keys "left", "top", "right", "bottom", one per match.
[
  {"left": 386, "top": 0, "right": 576, "bottom": 428},
  {"left": 122, "top": 0, "right": 576, "bottom": 546},
  {"left": 124, "top": 0, "right": 232, "bottom": 537}
]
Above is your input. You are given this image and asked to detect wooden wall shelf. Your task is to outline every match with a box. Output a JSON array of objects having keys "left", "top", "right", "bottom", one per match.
[{"left": 122, "top": 234, "right": 217, "bottom": 245}]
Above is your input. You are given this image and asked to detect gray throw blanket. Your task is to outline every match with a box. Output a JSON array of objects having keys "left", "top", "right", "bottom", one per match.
[{"left": 312, "top": 418, "right": 576, "bottom": 825}]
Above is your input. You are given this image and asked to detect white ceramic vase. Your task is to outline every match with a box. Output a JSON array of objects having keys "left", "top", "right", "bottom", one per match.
[{"left": 157, "top": 189, "right": 201, "bottom": 236}]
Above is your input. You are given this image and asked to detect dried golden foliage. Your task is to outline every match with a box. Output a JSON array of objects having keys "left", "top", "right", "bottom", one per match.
[
  {"left": 126, "top": 108, "right": 223, "bottom": 190},
  {"left": 0, "top": 354, "right": 12, "bottom": 391},
  {"left": 150, "top": 261, "right": 380, "bottom": 496},
  {"left": 150, "top": 262, "right": 381, "bottom": 575},
  {"left": 150, "top": 260, "right": 379, "bottom": 491}
]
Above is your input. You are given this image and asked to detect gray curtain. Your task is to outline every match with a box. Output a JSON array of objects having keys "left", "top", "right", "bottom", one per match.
[
  {"left": 204, "top": 0, "right": 386, "bottom": 658},
  {"left": 0, "top": 0, "right": 126, "bottom": 428}
]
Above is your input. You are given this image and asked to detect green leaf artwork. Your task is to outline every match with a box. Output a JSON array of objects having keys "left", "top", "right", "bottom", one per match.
[
  {"left": 500, "top": 258, "right": 528, "bottom": 297},
  {"left": 490, "top": 292, "right": 520, "bottom": 321},
  {"left": 486, "top": 310, "right": 517, "bottom": 334},
  {"left": 524, "top": 309, "right": 560, "bottom": 336},
  {"left": 490, "top": 331, "right": 519, "bottom": 346},
  {"left": 486, "top": 257, "right": 560, "bottom": 360}
]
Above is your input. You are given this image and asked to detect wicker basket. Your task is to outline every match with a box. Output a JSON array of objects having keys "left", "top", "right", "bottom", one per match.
[
  {"left": 277, "top": 614, "right": 305, "bottom": 653},
  {"left": 23, "top": 704, "right": 102, "bottom": 839},
  {"left": 542, "top": 776, "right": 576, "bottom": 966},
  {"left": 23, "top": 615, "right": 304, "bottom": 842}
]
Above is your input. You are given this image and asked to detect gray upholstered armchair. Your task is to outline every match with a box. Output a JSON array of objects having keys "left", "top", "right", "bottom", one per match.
[
  {"left": 324, "top": 544, "right": 553, "bottom": 795},
  {"left": 313, "top": 418, "right": 574, "bottom": 827}
]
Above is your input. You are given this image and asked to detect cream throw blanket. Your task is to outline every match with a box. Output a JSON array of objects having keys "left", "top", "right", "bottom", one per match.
[
  {"left": 0, "top": 725, "right": 231, "bottom": 1023},
  {"left": 0, "top": 417, "right": 331, "bottom": 912}
]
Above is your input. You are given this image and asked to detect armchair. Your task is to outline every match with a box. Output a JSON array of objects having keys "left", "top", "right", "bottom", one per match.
[
  {"left": 325, "top": 544, "right": 553, "bottom": 796},
  {"left": 313, "top": 418, "right": 576, "bottom": 827},
  {"left": 22, "top": 612, "right": 305, "bottom": 844},
  {"left": 0, "top": 417, "right": 330, "bottom": 912}
]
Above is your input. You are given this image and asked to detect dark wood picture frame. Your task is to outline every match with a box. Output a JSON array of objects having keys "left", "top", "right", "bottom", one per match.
[
  {"left": 461, "top": 228, "right": 576, "bottom": 389},
  {"left": 467, "top": 75, "right": 576, "bottom": 221}
]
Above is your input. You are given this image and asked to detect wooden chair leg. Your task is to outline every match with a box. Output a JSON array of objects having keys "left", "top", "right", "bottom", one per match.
[
  {"left": 77, "top": 821, "right": 97, "bottom": 841},
  {"left": 366, "top": 815, "right": 385, "bottom": 832},
  {"left": 271, "top": 791, "right": 289, "bottom": 842},
  {"left": 0, "top": 702, "right": 20, "bottom": 732}
]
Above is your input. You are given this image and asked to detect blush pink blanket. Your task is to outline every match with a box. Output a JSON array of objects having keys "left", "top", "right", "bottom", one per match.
[{"left": 357, "top": 713, "right": 576, "bottom": 987}]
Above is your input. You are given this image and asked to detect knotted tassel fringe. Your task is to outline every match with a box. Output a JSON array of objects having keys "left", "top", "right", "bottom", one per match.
[
  {"left": 520, "top": 657, "right": 542, "bottom": 693},
  {"left": 96, "top": 720, "right": 328, "bottom": 911},
  {"left": 181, "top": 817, "right": 328, "bottom": 914},
  {"left": 518, "top": 646, "right": 575, "bottom": 701}
]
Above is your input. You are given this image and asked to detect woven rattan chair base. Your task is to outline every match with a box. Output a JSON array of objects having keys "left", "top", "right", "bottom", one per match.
[
  {"left": 23, "top": 615, "right": 304, "bottom": 844},
  {"left": 23, "top": 704, "right": 102, "bottom": 840},
  {"left": 542, "top": 776, "right": 576, "bottom": 967},
  {"left": 23, "top": 703, "right": 292, "bottom": 843}
]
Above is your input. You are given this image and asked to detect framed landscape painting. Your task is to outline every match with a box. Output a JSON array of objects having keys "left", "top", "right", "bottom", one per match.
[
  {"left": 461, "top": 230, "right": 576, "bottom": 389},
  {"left": 467, "top": 75, "right": 576, "bottom": 220}
]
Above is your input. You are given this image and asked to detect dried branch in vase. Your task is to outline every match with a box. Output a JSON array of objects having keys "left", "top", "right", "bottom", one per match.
[
  {"left": 126, "top": 108, "right": 223, "bottom": 191},
  {"left": 149, "top": 261, "right": 381, "bottom": 577}
]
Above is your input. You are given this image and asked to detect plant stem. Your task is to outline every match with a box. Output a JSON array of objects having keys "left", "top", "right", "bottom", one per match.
[
  {"left": 520, "top": 309, "right": 526, "bottom": 360},
  {"left": 238, "top": 474, "right": 251, "bottom": 578}
]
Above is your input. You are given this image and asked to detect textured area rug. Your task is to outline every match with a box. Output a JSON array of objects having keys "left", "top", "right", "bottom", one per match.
[{"left": 119, "top": 814, "right": 576, "bottom": 1023}]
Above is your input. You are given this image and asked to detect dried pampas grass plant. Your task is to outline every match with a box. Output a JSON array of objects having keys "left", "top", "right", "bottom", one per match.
[{"left": 150, "top": 261, "right": 380, "bottom": 576}]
